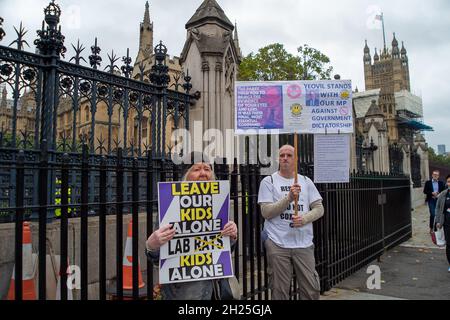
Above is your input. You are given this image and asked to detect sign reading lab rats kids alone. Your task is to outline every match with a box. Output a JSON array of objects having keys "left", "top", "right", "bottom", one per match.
[
  {"left": 235, "top": 80, "right": 353, "bottom": 134},
  {"left": 157, "top": 181, "right": 233, "bottom": 284}
]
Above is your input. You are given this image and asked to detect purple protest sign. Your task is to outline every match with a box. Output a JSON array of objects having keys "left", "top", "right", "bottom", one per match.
[
  {"left": 157, "top": 181, "right": 234, "bottom": 284},
  {"left": 236, "top": 85, "right": 284, "bottom": 130}
]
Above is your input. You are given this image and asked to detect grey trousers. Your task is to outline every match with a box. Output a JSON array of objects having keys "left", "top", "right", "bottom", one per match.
[{"left": 265, "top": 238, "right": 320, "bottom": 300}]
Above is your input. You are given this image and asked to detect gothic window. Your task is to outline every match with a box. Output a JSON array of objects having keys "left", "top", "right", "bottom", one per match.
[
  {"left": 112, "top": 128, "right": 118, "bottom": 143},
  {"left": 133, "top": 115, "right": 139, "bottom": 145},
  {"left": 143, "top": 44, "right": 152, "bottom": 57},
  {"left": 389, "top": 105, "right": 392, "bottom": 114},
  {"left": 142, "top": 116, "right": 148, "bottom": 139}
]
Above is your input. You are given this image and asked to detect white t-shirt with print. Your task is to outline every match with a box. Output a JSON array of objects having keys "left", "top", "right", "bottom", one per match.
[{"left": 258, "top": 172, "right": 322, "bottom": 249}]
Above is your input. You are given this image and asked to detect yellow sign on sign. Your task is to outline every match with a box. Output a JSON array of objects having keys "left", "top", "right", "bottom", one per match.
[{"left": 54, "top": 177, "right": 73, "bottom": 217}]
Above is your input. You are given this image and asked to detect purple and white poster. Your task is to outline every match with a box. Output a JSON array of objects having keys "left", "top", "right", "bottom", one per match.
[
  {"left": 236, "top": 85, "right": 284, "bottom": 130},
  {"left": 235, "top": 80, "right": 353, "bottom": 134},
  {"left": 157, "top": 181, "right": 233, "bottom": 284}
]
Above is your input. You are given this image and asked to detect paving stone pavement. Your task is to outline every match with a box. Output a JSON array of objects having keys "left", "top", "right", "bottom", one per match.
[{"left": 321, "top": 205, "right": 449, "bottom": 300}]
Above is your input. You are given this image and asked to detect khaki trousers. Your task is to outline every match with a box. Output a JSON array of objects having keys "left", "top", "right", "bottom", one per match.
[{"left": 265, "top": 238, "right": 320, "bottom": 300}]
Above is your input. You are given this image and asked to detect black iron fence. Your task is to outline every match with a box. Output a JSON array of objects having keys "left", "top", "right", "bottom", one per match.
[
  {"left": 410, "top": 150, "right": 422, "bottom": 188},
  {"left": 389, "top": 143, "right": 404, "bottom": 176},
  {"left": 0, "top": 2, "right": 196, "bottom": 222},
  {"left": 1, "top": 148, "right": 412, "bottom": 300}
]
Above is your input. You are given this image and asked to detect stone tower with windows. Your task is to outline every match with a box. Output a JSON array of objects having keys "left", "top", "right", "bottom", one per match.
[
  {"left": 364, "top": 33, "right": 410, "bottom": 93},
  {"left": 363, "top": 34, "right": 411, "bottom": 143},
  {"left": 357, "top": 32, "right": 430, "bottom": 182}
]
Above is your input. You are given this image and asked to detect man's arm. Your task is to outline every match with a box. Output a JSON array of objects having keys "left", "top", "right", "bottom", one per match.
[
  {"left": 260, "top": 196, "right": 291, "bottom": 220},
  {"left": 423, "top": 181, "right": 431, "bottom": 195},
  {"left": 301, "top": 200, "right": 324, "bottom": 225}
]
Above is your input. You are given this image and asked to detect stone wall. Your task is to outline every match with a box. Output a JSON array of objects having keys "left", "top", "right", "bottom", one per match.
[
  {"left": 0, "top": 213, "right": 155, "bottom": 300},
  {"left": 411, "top": 186, "right": 425, "bottom": 210}
]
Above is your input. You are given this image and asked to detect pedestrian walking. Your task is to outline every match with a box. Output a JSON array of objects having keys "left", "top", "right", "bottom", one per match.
[
  {"left": 434, "top": 174, "right": 450, "bottom": 272},
  {"left": 423, "top": 170, "right": 445, "bottom": 234}
]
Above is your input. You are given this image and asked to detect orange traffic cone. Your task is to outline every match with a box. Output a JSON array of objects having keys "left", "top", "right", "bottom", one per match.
[
  {"left": 7, "top": 222, "right": 36, "bottom": 300},
  {"left": 122, "top": 219, "right": 145, "bottom": 290}
]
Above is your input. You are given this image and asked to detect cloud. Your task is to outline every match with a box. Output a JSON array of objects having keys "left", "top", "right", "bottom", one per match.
[{"left": 0, "top": 0, "right": 449, "bottom": 149}]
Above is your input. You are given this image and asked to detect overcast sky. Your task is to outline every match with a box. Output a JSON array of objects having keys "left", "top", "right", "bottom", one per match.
[{"left": 1, "top": 0, "right": 449, "bottom": 150}]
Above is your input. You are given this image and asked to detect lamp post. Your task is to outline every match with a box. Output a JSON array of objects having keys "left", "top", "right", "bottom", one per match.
[{"left": 362, "top": 137, "right": 378, "bottom": 172}]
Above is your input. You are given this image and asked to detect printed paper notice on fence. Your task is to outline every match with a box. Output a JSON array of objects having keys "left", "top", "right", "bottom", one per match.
[{"left": 314, "top": 134, "right": 350, "bottom": 183}]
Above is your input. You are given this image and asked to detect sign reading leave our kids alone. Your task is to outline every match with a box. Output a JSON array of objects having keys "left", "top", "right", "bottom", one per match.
[
  {"left": 157, "top": 181, "right": 233, "bottom": 284},
  {"left": 235, "top": 80, "right": 353, "bottom": 135}
]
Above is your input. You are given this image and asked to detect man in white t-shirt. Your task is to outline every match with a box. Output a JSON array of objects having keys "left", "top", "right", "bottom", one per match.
[{"left": 258, "top": 145, "right": 324, "bottom": 300}]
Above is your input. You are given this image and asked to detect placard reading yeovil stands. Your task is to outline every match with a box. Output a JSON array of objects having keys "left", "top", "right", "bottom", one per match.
[
  {"left": 157, "top": 181, "right": 233, "bottom": 284},
  {"left": 235, "top": 80, "right": 353, "bottom": 134}
]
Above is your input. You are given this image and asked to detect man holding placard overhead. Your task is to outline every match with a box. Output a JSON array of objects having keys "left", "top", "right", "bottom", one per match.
[{"left": 258, "top": 144, "right": 324, "bottom": 300}]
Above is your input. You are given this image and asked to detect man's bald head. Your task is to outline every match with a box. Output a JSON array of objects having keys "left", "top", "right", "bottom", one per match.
[
  {"left": 279, "top": 145, "right": 295, "bottom": 154},
  {"left": 278, "top": 145, "right": 296, "bottom": 178}
]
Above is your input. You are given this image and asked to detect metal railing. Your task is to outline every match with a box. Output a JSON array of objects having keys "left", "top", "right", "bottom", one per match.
[
  {"left": 2, "top": 151, "right": 412, "bottom": 300},
  {"left": 0, "top": 1, "right": 195, "bottom": 223}
]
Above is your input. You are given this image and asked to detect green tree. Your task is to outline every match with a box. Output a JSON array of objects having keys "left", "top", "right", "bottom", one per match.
[
  {"left": 298, "top": 44, "right": 333, "bottom": 80},
  {"left": 238, "top": 43, "right": 333, "bottom": 81},
  {"left": 428, "top": 147, "right": 450, "bottom": 167},
  {"left": 238, "top": 43, "right": 301, "bottom": 81}
]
